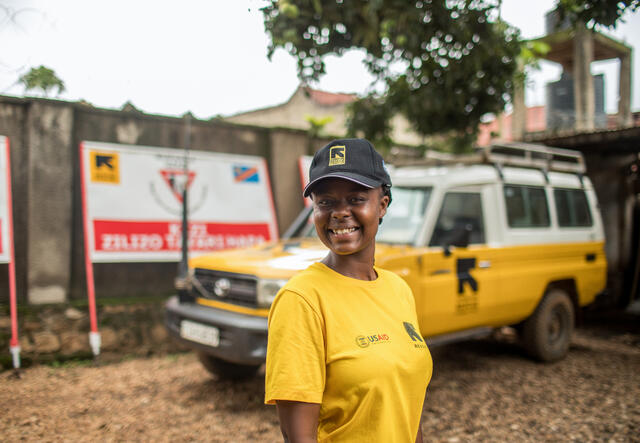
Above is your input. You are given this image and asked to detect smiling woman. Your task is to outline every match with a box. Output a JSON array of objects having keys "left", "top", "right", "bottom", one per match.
[{"left": 265, "top": 139, "right": 433, "bottom": 442}]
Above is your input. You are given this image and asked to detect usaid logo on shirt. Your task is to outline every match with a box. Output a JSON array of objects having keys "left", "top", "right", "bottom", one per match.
[{"left": 355, "top": 333, "right": 390, "bottom": 348}]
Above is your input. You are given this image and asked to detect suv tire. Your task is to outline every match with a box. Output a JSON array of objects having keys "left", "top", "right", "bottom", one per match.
[
  {"left": 197, "top": 352, "right": 261, "bottom": 380},
  {"left": 522, "top": 289, "right": 574, "bottom": 362}
]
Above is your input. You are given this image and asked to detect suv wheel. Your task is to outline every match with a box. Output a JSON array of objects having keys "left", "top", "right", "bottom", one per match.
[
  {"left": 197, "top": 352, "right": 261, "bottom": 381},
  {"left": 522, "top": 289, "right": 574, "bottom": 362}
]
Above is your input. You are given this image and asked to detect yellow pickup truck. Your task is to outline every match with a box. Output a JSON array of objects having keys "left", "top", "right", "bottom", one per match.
[{"left": 165, "top": 143, "right": 607, "bottom": 380}]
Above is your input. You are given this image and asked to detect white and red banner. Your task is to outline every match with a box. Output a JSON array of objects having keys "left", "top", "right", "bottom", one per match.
[
  {"left": 298, "top": 155, "right": 313, "bottom": 207},
  {"left": 1, "top": 135, "right": 20, "bottom": 367},
  {"left": 0, "top": 136, "right": 12, "bottom": 264},
  {"left": 80, "top": 141, "right": 278, "bottom": 263}
]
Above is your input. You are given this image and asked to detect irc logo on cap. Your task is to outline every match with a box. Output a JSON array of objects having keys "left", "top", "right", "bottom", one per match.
[{"left": 329, "top": 145, "right": 346, "bottom": 166}]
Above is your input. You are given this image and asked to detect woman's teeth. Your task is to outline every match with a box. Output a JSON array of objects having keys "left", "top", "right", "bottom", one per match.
[{"left": 332, "top": 227, "right": 357, "bottom": 235}]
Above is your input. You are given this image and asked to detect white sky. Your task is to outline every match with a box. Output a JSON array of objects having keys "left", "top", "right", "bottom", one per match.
[{"left": 1, "top": 0, "right": 639, "bottom": 119}]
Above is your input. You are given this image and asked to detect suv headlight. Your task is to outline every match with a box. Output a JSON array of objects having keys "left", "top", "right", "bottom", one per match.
[{"left": 256, "top": 279, "right": 288, "bottom": 308}]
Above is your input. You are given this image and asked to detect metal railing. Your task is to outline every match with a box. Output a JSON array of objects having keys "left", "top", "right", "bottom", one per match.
[{"left": 394, "top": 142, "right": 586, "bottom": 174}]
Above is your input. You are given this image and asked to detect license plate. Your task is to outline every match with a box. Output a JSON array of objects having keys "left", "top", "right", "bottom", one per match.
[{"left": 180, "top": 320, "right": 220, "bottom": 347}]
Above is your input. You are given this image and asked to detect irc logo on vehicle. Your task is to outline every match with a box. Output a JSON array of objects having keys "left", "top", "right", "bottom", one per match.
[
  {"left": 233, "top": 165, "right": 260, "bottom": 183},
  {"left": 329, "top": 145, "right": 345, "bottom": 166}
]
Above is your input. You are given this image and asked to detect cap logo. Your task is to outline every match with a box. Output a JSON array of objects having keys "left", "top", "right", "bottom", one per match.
[{"left": 329, "top": 146, "right": 346, "bottom": 166}]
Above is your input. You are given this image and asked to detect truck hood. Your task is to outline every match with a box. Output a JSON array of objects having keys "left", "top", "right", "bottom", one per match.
[{"left": 188, "top": 238, "right": 414, "bottom": 279}]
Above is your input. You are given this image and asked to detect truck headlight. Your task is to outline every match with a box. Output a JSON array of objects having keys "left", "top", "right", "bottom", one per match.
[{"left": 256, "top": 279, "right": 288, "bottom": 308}]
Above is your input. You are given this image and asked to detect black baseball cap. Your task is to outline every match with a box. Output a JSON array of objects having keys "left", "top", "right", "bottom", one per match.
[{"left": 303, "top": 138, "right": 392, "bottom": 198}]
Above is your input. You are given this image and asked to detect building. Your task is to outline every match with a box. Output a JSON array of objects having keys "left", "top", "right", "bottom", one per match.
[{"left": 224, "top": 86, "right": 425, "bottom": 147}]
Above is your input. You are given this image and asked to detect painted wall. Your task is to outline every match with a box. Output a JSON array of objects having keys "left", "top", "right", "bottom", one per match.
[{"left": 0, "top": 95, "right": 321, "bottom": 303}]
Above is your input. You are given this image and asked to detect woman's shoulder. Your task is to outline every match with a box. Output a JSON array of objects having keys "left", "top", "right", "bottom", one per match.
[
  {"left": 376, "top": 267, "right": 415, "bottom": 306},
  {"left": 376, "top": 267, "right": 410, "bottom": 288},
  {"left": 284, "top": 262, "right": 326, "bottom": 290},
  {"left": 277, "top": 262, "right": 327, "bottom": 304}
]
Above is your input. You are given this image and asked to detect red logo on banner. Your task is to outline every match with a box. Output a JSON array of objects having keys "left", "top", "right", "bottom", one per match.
[{"left": 159, "top": 169, "right": 196, "bottom": 203}]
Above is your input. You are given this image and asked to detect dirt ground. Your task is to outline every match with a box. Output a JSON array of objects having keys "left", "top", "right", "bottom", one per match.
[{"left": 2, "top": 311, "right": 639, "bottom": 442}]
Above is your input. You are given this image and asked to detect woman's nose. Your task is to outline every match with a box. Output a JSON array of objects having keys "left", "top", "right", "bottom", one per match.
[{"left": 331, "top": 200, "right": 351, "bottom": 218}]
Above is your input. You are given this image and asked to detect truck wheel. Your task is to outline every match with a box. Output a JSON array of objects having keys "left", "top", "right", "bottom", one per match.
[
  {"left": 522, "top": 289, "right": 574, "bottom": 362},
  {"left": 197, "top": 352, "right": 260, "bottom": 381}
]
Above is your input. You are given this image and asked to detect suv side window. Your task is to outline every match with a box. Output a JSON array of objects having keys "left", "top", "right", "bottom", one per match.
[
  {"left": 554, "top": 188, "right": 593, "bottom": 227},
  {"left": 504, "top": 185, "right": 550, "bottom": 228},
  {"left": 429, "top": 192, "right": 485, "bottom": 246}
]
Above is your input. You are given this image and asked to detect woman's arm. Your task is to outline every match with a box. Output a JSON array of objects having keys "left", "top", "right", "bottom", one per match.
[
  {"left": 415, "top": 387, "right": 427, "bottom": 443},
  {"left": 276, "top": 400, "right": 321, "bottom": 443},
  {"left": 415, "top": 418, "right": 424, "bottom": 443}
]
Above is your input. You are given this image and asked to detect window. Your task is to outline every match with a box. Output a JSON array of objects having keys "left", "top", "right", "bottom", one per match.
[
  {"left": 377, "top": 187, "right": 432, "bottom": 244},
  {"left": 554, "top": 188, "right": 593, "bottom": 227},
  {"left": 429, "top": 192, "right": 485, "bottom": 246},
  {"left": 504, "top": 185, "right": 550, "bottom": 228}
]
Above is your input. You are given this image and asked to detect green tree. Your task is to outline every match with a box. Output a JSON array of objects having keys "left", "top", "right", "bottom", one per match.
[
  {"left": 262, "top": 0, "right": 522, "bottom": 151},
  {"left": 554, "top": 0, "right": 639, "bottom": 29},
  {"left": 305, "top": 114, "right": 334, "bottom": 138},
  {"left": 19, "top": 65, "right": 65, "bottom": 97}
]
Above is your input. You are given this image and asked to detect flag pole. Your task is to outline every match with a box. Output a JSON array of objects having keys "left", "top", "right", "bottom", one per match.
[{"left": 176, "top": 113, "right": 191, "bottom": 291}]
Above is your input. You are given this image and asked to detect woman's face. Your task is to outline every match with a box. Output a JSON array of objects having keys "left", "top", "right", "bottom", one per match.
[{"left": 311, "top": 178, "right": 389, "bottom": 257}]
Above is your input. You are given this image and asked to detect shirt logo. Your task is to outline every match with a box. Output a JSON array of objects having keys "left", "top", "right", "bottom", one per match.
[
  {"left": 403, "top": 321, "right": 427, "bottom": 349},
  {"left": 355, "top": 333, "right": 390, "bottom": 348},
  {"left": 329, "top": 146, "right": 345, "bottom": 166}
]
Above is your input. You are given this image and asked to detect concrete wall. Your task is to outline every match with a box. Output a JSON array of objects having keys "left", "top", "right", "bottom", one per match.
[{"left": 0, "top": 96, "right": 317, "bottom": 303}]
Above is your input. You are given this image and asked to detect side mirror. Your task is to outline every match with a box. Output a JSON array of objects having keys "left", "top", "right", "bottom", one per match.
[{"left": 443, "top": 223, "right": 473, "bottom": 257}]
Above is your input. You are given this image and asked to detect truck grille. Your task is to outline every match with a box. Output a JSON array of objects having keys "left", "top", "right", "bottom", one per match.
[{"left": 192, "top": 269, "right": 258, "bottom": 308}]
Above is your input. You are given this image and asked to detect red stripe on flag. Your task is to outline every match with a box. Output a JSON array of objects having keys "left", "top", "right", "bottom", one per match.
[{"left": 234, "top": 166, "right": 258, "bottom": 182}]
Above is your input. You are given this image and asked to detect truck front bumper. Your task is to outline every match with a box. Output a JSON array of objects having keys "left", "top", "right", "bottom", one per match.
[{"left": 165, "top": 296, "right": 268, "bottom": 365}]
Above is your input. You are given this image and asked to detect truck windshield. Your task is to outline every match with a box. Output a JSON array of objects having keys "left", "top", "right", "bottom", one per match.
[
  {"left": 297, "top": 186, "right": 431, "bottom": 245},
  {"left": 377, "top": 187, "right": 431, "bottom": 244}
]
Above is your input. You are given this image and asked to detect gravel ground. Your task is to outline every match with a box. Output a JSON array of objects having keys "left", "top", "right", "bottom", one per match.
[{"left": 2, "top": 311, "right": 638, "bottom": 442}]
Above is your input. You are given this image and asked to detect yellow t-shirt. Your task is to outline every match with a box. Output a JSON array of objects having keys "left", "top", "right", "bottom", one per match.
[{"left": 265, "top": 262, "right": 432, "bottom": 442}]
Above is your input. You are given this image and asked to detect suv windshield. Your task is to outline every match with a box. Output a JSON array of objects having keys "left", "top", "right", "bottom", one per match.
[
  {"left": 377, "top": 187, "right": 431, "bottom": 244},
  {"left": 296, "top": 186, "right": 432, "bottom": 245}
]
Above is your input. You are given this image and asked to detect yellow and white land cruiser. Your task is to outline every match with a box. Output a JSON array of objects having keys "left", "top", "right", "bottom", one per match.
[{"left": 165, "top": 142, "right": 607, "bottom": 380}]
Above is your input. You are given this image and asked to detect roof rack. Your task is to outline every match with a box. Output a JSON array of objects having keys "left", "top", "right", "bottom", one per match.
[{"left": 394, "top": 141, "right": 586, "bottom": 174}]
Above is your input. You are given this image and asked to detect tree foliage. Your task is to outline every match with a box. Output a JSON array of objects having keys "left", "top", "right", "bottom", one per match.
[
  {"left": 262, "top": 0, "right": 522, "bottom": 150},
  {"left": 19, "top": 65, "right": 65, "bottom": 97},
  {"left": 305, "top": 114, "right": 334, "bottom": 138},
  {"left": 554, "top": 0, "right": 639, "bottom": 29}
]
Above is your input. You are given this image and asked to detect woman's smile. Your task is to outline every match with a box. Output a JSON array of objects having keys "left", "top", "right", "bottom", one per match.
[{"left": 329, "top": 226, "right": 359, "bottom": 236}]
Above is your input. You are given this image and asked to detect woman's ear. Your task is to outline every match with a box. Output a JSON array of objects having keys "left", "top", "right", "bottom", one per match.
[{"left": 378, "top": 192, "right": 389, "bottom": 223}]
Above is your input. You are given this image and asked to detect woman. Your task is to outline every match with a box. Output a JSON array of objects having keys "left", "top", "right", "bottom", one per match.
[{"left": 265, "top": 138, "right": 432, "bottom": 442}]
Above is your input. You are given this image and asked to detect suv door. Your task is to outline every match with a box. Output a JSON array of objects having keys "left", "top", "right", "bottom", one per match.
[{"left": 416, "top": 188, "right": 498, "bottom": 337}]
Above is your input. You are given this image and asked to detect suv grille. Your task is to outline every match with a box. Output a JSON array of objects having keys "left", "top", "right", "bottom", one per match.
[{"left": 192, "top": 269, "right": 257, "bottom": 308}]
